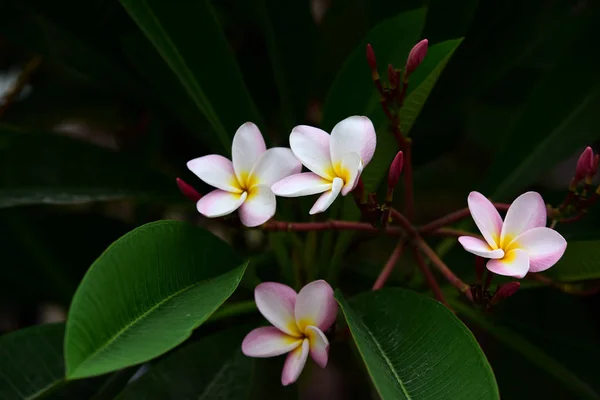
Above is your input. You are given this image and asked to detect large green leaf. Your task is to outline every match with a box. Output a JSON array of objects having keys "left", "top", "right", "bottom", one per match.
[
  {"left": 0, "top": 323, "right": 103, "bottom": 400},
  {"left": 116, "top": 328, "right": 254, "bottom": 399},
  {"left": 451, "top": 297, "right": 600, "bottom": 399},
  {"left": 65, "top": 220, "right": 248, "bottom": 379},
  {"left": 543, "top": 240, "right": 600, "bottom": 282},
  {"left": 336, "top": 289, "right": 499, "bottom": 399},
  {"left": 0, "top": 127, "right": 178, "bottom": 207},
  {"left": 120, "top": 0, "right": 262, "bottom": 152}
]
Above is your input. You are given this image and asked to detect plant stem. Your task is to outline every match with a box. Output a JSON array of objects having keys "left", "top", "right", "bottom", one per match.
[
  {"left": 429, "top": 227, "right": 482, "bottom": 239},
  {"left": 418, "top": 203, "right": 511, "bottom": 234},
  {"left": 209, "top": 300, "right": 257, "bottom": 322},
  {"left": 389, "top": 208, "right": 419, "bottom": 237},
  {"left": 372, "top": 240, "right": 405, "bottom": 290},
  {"left": 412, "top": 247, "right": 448, "bottom": 307},
  {"left": 402, "top": 139, "right": 414, "bottom": 220},
  {"left": 414, "top": 236, "right": 473, "bottom": 301},
  {"left": 263, "top": 220, "right": 404, "bottom": 235},
  {"left": 526, "top": 273, "right": 600, "bottom": 296}
]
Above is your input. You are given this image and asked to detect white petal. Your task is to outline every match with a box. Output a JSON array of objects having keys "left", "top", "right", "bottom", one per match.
[
  {"left": 272, "top": 173, "right": 332, "bottom": 197},
  {"left": 295, "top": 280, "right": 338, "bottom": 332},
  {"left": 509, "top": 227, "right": 567, "bottom": 273},
  {"left": 232, "top": 122, "right": 266, "bottom": 185},
  {"left": 196, "top": 190, "right": 247, "bottom": 218},
  {"left": 309, "top": 177, "right": 343, "bottom": 215},
  {"left": 289, "top": 125, "right": 335, "bottom": 179},
  {"left": 305, "top": 326, "right": 329, "bottom": 368},
  {"left": 500, "top": 191, "right": 547, "bottom": 248},
  {"left": 187, "top": 155, "right": 242, "bottom": 193},
  {"left": 238, "top": 185, "right": 276, "bottom": 227},
  {"left": 281, "top": 339, "right": 309, "bottom": 386},
  {"left": 487, "top": 249, "right": 530, "bottom": 279},
  {"left": 249, "top": 147, "right": 302, "bottom": 188},
  {"left": 255, "top": 282, "right": 302, "bottom": 337},
  {"left": 330, "top": 116, "right": 376, "bottom": 166},
  {"left": 458, "top": 236, "right": 505, "bottom": 259},
  {"left": 242, "top": 327, "right": 302, "bottom": 358},
  {"left": 467, "top": 191, "right": 503, "bottom": 249},
  {"left": 339, "top": 152, "right": 363, "bottom": 196}
]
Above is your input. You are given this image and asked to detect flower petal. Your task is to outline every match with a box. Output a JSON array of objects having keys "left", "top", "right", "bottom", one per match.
[
  {"left": 272, "top": 173, "right": 332, "bottom": 197},
  {"left": 232, "top": 122, "right": 266, "bottom": 185},
  {"left": 487, "top": 249, "right": 530, "bottom": 279},
  {"left": 500, "top": 191, "right": 547, "bottom": 247},
  {"left": 196, "top": 190, "right": 247, "bottom": 218},
  {"left": 339, "top": 152, "right": 363, "bottom": 196},
  {"left": 330, "top": 116, "right": 376, "bottom": 166},
  {"left": 238, "top": 185, "right": 276, "bottom": 227},
  {"left": 305, "top": 326, "right": 330, "bottom": 368},
  {"left": 281, "top": 339, "right": 309, "bottom": 386},
  {"left": 187, "top": 155, "right": 242, "bottom": 193},
  {"left": 242, "top": 327, "right": 302, "bottom": 358},
  {"left": 255, "top": 282, "right": 302, "bottom": 337},
  {"left": 509, "top": 227, "right": 567, "bottom": 273},
  {"left": 309, "top": 177, "right": 343, "bottom": 215},
  {"left": 249, "top": 147, "right": 302, "bottom": 187},
  {"left": 289, "top": 125, "right": 334, "bottom": 179},
  {"left": 458, "top": 236, "right": 505, "bottom": 259},
  {"left": 467, "top": 191, "right": 503, "bottom": 248},
  {"left": 295, "top": 280, "right": 337, "bottom": 332}
]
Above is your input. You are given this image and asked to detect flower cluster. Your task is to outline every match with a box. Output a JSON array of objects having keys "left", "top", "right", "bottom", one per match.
[{"left": 187, "top": 117, "right": 376, "bottom": 226}]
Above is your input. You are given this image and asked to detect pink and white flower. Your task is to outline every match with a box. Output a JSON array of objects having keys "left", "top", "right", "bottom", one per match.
[
  {"left": 241, "top": 280, "right": 338, "bottom": 386},
  {"left": 272, "top": 116, "right": 376, "bottom": 214},
  {"left": 458, "top": 191, "right": 567, "bottom": 279},
  {"left": 187, "top": 122, "right": 301, "bottom": 227}
]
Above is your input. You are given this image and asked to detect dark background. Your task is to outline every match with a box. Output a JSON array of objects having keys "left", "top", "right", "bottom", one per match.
[{"left": 0, "top": 0, "right": 599, "bottom": 398}]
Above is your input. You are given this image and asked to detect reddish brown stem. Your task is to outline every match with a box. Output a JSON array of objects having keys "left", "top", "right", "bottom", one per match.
[
  {"left": 412, "top": 247, "right": 448, "bottom": 306},
  {"left": 389, "top": 208, "right": 418, "bottom": 237},
  {"left": 402, "top": 140, "right": 414, "bottom": 220},
  {"left": 372, "top": 241, "right": 405, "bottom": 290},
  {"left": 559, "top": 211, "right": 587, "bottom": 224},
  {"left": 428, "top": 228, "right": 481, "bottom": 239},
  {"left": 527, "top": 273, "right": 600, "bottom": 296},
  {"left": 263, "top": 220, "right": 404, "bottom": 235},
  {"left": 419, "top": 203, "right": 511, "bottom": 234},
  {"left": 414, "top": 236, "right": 473, "bottom": 301}
]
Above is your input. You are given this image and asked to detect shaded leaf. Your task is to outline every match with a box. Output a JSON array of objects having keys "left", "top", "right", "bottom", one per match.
[
  {"left": 0, "top": 127, "right": 178, "bottom": 207},
  {"left": 65, "top": 221, "right": 248, "bottom": 379},
  {"left": 543, "top": 240, "right": 600, "bottom": 282},
  {"left": 120, "top": 0, "right": 262, "bottom": 152},
  {"left": 336, "top": 289, "right": 499, "bottom": 399}
]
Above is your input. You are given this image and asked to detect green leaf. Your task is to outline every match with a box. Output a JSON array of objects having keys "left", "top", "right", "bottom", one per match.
[
  {"left": 0, "top": 127, "right": 178, "bottom": 207},
  {"left": 0, "top": 323, "right": 103, "bottom": 400},
  {"left": 120, "top": 0, "right": 262, "bottom": 152},
  {"left": 65, "top": 220, "right": 248, "bottom": 379},
  {"left": 336, "top": 288, "right": 499, "bottom": 399},
  {"left": 116, "top": 328, "right": 254, "bottom": 399},
  {"left": 450, "top": 297, "right": 600, "bottom": 400},
  {"left": 543, "top": 240, "right": 600, "bottom": 282}
]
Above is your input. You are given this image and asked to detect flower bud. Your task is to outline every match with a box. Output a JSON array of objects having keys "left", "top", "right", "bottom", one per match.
[
  {"left": 490, "top": 282, "right": 520, "bottom": 306},
  {"left": 176, "top": 178, "right": 202, "bottom": 202},
  {"left": 586, "top": 154, "right": 600, "bottom": 184},
  {"left": 387, "top": 151, "right": 404, "bottom": 191},
  {"left": 405, "top": 39, "right": 428, "bottom": 79},
  {"left": 575, "top": 146, "right": 594, "bottom": 182},
  {"left": 366, "top": 44, "right": 379, "bottom": 80}
]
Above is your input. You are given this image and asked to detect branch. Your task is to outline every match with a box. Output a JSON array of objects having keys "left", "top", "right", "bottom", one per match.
[
  {"left": 263, "top": 220, "right": 404, "bottom": 235},
  {"left": 419, "top": 203, "right": 511, "bottom": 234},
  {"left": 429, "top": 228, "right": 482, "bottom": 239},
  {"left": 526, "top": 273, "right": 600, "bottom": 296},
  {"left": 412, "top": 247, "right": 448, "bottom": 307},
  {"left": 372, "top": 240, "right": 405, "bottom": 290}
]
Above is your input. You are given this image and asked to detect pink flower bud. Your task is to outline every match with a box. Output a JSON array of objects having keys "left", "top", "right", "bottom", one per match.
[
  {"left": 387, "top": 151, "right": 404, "bottom": 190},
  {"left": 575, "top": 146, "right": 594, "bottom": 181},
  {"left": 176, "top": 178, "right": 202, "bottom": 202},
  {"left": 405, "top": 39, "right": 428, "bottom": 78},
  {"left": 366, "top": 44, "right": 379, "bottom": 80},
  {"left": 490, "top": 282, "right": 520, "bottom": 306}
]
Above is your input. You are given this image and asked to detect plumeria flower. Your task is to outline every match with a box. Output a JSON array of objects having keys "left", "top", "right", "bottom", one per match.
[
  {"left": 272, "top": 116, "right": 376, "bottom": 214},
  {"left": 241, "top": 280, "right": 338, "bottom": 386},
  {"left": 187, "top": 123, "right": 301, "bottom": 227},
  {"left": 458, "top": 191, "right": 567, "bottom": 279}
]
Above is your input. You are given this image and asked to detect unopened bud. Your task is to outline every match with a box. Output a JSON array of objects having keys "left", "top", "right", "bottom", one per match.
[
  {"left": 586, "top": 154, "right": 600, "bottom": 184},
  {"left": 387, "top": 151, "right": 404, "bottom": 191},
  {"left": 176, "top": 178, "right": 202, "bottom": 202},
  {"left": 366, "top": 44, "right": 379, "bottom": 80},
  {"left": 405, "top": 39, "right": 428, "bottom": 79},
  {"left": 575, "top": 146, "right": 594, "bottom": 182},
  {"left": 490, "top": 282, "right": 520, "bottom": 306}
]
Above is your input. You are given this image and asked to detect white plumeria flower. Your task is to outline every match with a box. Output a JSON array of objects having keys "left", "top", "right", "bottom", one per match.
[
  {"left": 272, "top": 116, "right": 376, "bottom": 214},
  {"left": 242, "top": 280, "right": 338, "bottom": 386},
  {"left": 458, "top": 191, "right": 567, "bottom": 279},
  {"left": 187, "top": 123, "right": 301, "bottom": 227}
]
